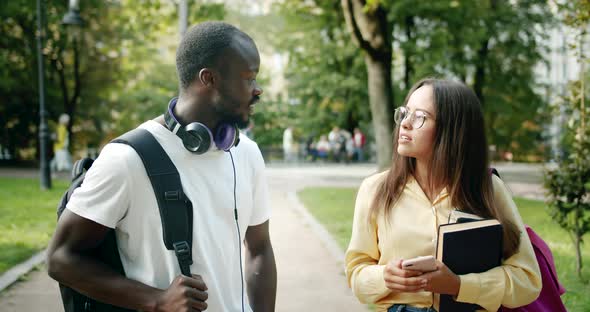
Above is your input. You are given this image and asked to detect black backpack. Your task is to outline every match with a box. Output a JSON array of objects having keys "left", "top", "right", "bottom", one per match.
[{"left": 56, "top": 128, "right": 194, "bottom": 312}]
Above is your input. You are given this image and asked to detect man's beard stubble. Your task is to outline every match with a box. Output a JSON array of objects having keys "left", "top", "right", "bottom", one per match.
[
  {"left": 214, "top": 103, "right": 249, "bottom": 129},
  {"left": 213, "top": 95, "right": 260, "bottom": 129}
]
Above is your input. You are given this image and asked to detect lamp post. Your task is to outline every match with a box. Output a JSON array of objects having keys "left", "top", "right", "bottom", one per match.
[
  {"left": 62, "top": 0, "right": 84, "bottom": 27},
  {"left": 55, "top": 0, "right": 84, "bottom": 179},
  {"left": 178, "top": 0, "right": 187, "bottom": 95},
  {"left": 36, "top": 0, "right": 83, "bottom": 190},
  {"left": 36, "top": 0, "right": 50, "bottom": 190},
  {"left": 179, "top": 0, "right": 188, "bottom": 38}
]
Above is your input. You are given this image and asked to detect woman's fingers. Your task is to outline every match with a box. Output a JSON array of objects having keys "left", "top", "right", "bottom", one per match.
[
  {"left": 383, "top": 260, "right": 428, "bottom": 292},
  {"left": 384, "top": 274, "right": 427, "bottom": 292},
  {"left": 385, "top": 259, "right": 425, "bottom": 278}
]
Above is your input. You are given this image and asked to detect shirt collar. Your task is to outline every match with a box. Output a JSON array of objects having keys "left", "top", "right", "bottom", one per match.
[{"left": 406, "top": 175, "right": 449, "bottom": 205}]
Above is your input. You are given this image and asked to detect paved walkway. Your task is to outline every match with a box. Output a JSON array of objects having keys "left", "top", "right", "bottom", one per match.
[{"left": 0, "top": 162, "right": 545, "bottom": 311}]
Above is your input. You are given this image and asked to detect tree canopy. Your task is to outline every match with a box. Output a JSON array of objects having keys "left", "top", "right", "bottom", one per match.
[
  {"left": 0, "top": 0, "right": 224, "bottom": 161},
  {"left": 263, "top": 0, "right": 554, "bottom": 162},
  {"left": 0, "top": 0, "right": 559, "bottom": 165}
]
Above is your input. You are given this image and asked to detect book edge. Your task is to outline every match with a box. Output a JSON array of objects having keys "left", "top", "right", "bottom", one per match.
[{"left": 439, "top": 219, "right": 500, "bottom": 234}]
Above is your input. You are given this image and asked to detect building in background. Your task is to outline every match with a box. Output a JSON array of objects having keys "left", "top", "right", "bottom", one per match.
[{"left": 535, "top": 16, "right": 589, "bottom": 161}]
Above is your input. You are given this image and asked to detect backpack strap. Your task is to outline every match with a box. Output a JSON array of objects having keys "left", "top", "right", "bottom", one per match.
[
  {"left": 71, "top": 158, "right": 94, "bottom": 181},
  {"left": 112, "top": 128, "right": 193, "bottom": 277},
  {"left": 490, "top": 167, "right": 501, "bottom": 178}
]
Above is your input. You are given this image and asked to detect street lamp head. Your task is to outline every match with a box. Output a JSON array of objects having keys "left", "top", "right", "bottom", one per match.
[
  {"left": 62, "top": 11, "right": 84, "bottom": 26},
  {"left": 62, "top": 0, "right": 84, "bottom": 26}
]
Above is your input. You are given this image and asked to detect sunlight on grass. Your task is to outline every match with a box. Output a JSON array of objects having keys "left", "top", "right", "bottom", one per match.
[
  {"left": 0, "top": 177, "right": 68, "bottom": 274},
  {"left": 298, "top": 187, "right": 356, "bottom": 250}
]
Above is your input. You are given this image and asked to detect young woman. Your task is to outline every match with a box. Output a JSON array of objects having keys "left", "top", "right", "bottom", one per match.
[{"left": 345, "top": 78, "right": 541, "bottom": 312}]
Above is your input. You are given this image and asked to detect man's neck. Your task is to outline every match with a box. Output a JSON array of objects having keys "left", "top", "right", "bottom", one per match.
[
  {"left": 175, "top": 95, "right": 218, "bottom": 130},
  {"left": 153, "top": 115, "right": 167, "bottom": 127}
]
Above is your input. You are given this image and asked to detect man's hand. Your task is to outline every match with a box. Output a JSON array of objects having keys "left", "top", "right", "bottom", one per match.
[
  {"left": 420, "top": 260, "right": 461, "bottom": 296},
  {"left": 383, "top": 259, "right": 428, "bottom": 293},
  {"left": 154, "top": 274, "right": 208, "bottom": 312}
]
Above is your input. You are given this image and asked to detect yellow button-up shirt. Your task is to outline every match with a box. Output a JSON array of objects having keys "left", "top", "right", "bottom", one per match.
[{"left": 345, "top": 171, "right": 541, "bottom": 312}]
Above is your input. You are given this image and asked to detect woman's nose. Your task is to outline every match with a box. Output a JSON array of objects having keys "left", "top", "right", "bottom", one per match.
[{"left": 400, "top": 114, "right": 412, "bottom": 129}]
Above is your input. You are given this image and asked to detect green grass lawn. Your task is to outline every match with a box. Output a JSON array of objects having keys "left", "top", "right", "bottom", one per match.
[
  {"left": 0, "top": 177, "right": 68, "bottom": 275},
  {"left": 298, "top": 187, "right": 590, "bottom": 312}
]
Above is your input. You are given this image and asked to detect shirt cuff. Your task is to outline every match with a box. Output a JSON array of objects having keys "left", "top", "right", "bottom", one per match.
[
  {"left": 351, "top": 264, "right": 390, "bottom": 302},
  {"left": 456, "top": 273, "right": 481, "bottom": 304},
  {"left": 376, "top": 265, "right": 389, "bottom": 293}
]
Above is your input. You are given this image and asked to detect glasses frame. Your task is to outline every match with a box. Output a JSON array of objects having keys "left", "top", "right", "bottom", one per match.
[{"left": 394, "top": 106, "right": 433, "bottom": 129}]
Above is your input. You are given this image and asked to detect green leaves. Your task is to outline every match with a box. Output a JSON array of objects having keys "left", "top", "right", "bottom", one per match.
[
  {"left": 0, "top": 1, "right": 228, "bottom": 158},
  {"left": 257, "top": 0, "right": 371, "bottom": 146},
  {"left": 544, "top": 6, "right": 589, "bottom": 275},
  {"left": 264, "top": 0, "right": 554, "bottom": 160}
]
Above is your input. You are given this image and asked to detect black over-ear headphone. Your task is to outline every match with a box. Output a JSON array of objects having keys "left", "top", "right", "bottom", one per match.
[{"left": 164, "top": 97, "right": 239, "bottom": 154}]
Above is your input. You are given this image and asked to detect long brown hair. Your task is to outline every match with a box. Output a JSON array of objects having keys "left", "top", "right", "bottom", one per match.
[{"left": 370, "top": 78, "right": 520, "bottom": 259}]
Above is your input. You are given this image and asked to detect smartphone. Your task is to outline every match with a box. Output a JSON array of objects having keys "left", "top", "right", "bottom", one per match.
[{"left": 401, "top": 255, "right": 437, "bottom": 272}]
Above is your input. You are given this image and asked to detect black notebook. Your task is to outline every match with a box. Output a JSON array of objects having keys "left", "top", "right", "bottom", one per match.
[{"left": 436, "top": 218, "right": 503, "bottom": 312}]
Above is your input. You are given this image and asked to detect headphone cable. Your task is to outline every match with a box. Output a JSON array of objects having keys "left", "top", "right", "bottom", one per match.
[{"left": 229, "top": 151, "right": 245, "bottom": 312}]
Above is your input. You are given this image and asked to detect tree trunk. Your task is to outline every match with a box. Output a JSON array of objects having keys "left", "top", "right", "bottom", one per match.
[
  {"left": 341, "top": 0, "right": 394, "bottom": 170},
  {"left": 474, "top": 0, "right": 498, "bottom": 106},
  {"left": 365, "top": 54, "right": 394, "bottom": 170},
  {"left": 66, "top": 35, "right": 81, "bottom": 150},
  {"left": 403, "top": 15, "right": 414, "bottom": 90},
  {"left": 56, "top": 35, "right": 82, "bottom": 151},
  {"left": 473, "top": 38, "right": 489, "bottom": 106},
  {"left": 579, "top": 31, "right": 585, "bottom": 133},
  {"left": 574, "top": 233, "right": 583, "bottom": 278}
]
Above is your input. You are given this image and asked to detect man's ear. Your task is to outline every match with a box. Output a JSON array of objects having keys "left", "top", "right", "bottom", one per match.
[{"left": 198, "top": 68, "right": 216, "bottom": 87}]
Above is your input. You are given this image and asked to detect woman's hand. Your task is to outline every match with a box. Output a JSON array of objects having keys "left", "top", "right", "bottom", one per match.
[
  {"left": 383, "top": 259, "right": 428, "bottom": 293},
  {"left": 420, "top": 260, "right": 461, "bottom": 296}
]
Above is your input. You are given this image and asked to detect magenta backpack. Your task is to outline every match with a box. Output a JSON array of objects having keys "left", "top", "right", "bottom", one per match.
[
  {"left": 489, "top": 168, "right": 567, "bottom": 312},
  {"left": 499, "top": 226, "right": 567, "bottom": 312}
]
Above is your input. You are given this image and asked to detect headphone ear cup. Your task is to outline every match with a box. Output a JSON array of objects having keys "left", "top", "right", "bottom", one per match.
[
  {"left": 182, "top": 123, "right": 213, "bottom": 154},
  {"left": 214, "top": 123, "right": 239, "bottom": 151}
]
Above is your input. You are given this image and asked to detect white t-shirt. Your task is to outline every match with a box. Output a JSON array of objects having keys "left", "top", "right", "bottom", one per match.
[{"left": 67, "top": 120, "right": 271, "bottom": 312}]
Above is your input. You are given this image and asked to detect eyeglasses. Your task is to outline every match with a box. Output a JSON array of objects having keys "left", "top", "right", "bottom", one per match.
[{"left": 393, "top": 106, "right": 433, "bottom": 129}]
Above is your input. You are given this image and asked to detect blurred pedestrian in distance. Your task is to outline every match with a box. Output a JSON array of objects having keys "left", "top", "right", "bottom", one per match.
[
  {"left": 341, "top": 129, "right": 354, "bottom": 163},
  {"left": 353, "top": 127, "right": 366, "bottom": 162},
  {"left": 504, "top": 151, "right": 514, "bottom": 162},
  {"left": 316, "top": 135, "right": 330, "bottom": 161},
  {"left": 328, "top": 126, "right": 341, "bottom": 151},
  {"left": 328, "top": 126, "right": 346, "bottom": 162},
  {"left": 50, "top": 113, "right": 72, "bottom": 172},
  {"left": 283, "top": 126, "right": 296, "bottom": 162},
  {"left": 304, "top": 133, "right": 317, "bottom": 161}
]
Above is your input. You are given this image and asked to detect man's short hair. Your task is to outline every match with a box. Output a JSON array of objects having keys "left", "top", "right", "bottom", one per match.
[{"left": 176, "top": 21, "right": 251, "bottom": 90}]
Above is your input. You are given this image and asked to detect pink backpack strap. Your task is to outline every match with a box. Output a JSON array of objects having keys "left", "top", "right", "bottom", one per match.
[
  {"left": 525, "top": 225, "right": 566, "bottom": 295},
  {"left": 490, "top": 169, "right": 567, "bottom": 311},
  {"left": 499, "top": 226, "right": 568, "bottom": 312}
]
